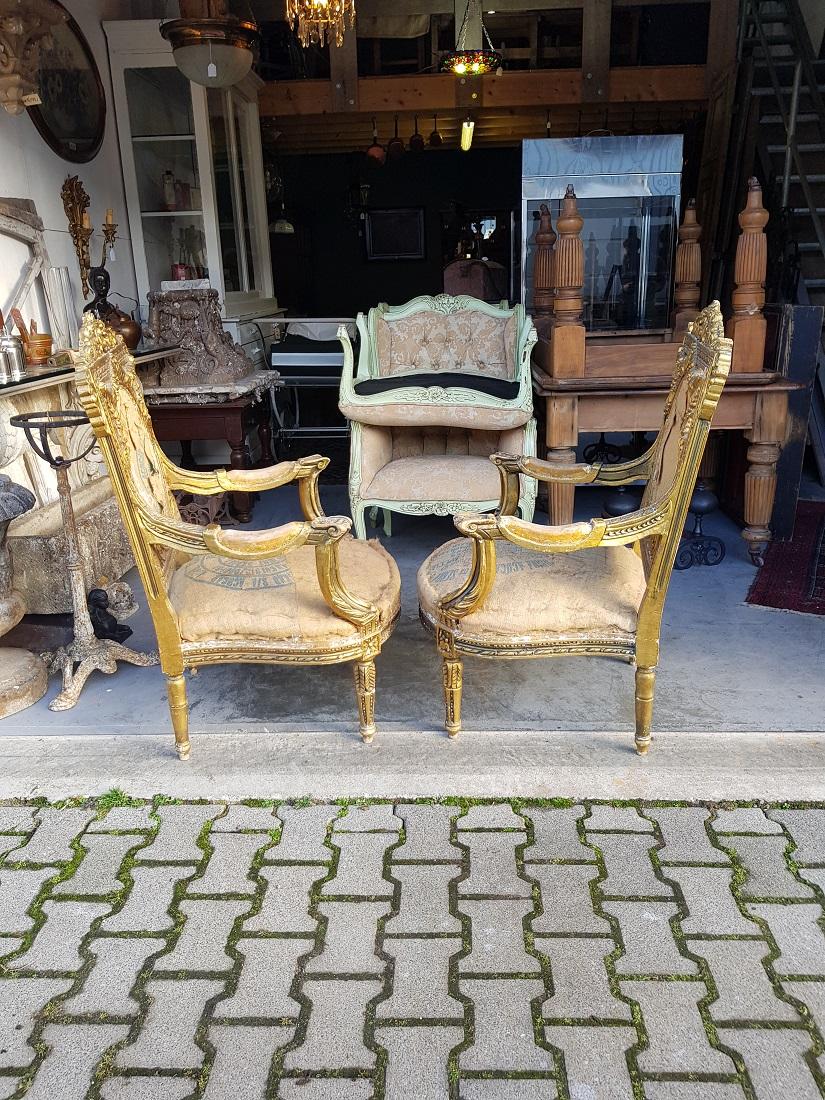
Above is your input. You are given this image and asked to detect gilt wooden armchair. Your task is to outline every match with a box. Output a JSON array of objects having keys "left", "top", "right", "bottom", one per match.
[
  {"left": 75, "top": 315, "right": 401, "bottom": 757},
  {"left": 417, "top": 301, "right": 731, "bottom": 754}
]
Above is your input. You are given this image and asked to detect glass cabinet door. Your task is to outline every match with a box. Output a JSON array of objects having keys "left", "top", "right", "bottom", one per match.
[
  {"left": 207, "top": 87, "right": 265, "bottom": 299},
  {"left": 124, "top": 67, "right": 209, "bottom": 292}
]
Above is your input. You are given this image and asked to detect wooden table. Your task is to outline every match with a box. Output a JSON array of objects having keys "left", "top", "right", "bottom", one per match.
[
  {"left": 144, "top": 374, "right": 279, "bottom": 523},
  {"left": 532, "top": 365, "right": 800, "bottom": 565}
]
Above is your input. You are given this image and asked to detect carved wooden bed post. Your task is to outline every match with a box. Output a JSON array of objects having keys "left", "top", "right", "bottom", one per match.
[
  {"left": 728, "top": 177, "right": 769, "bottom": 373},
  {"left": 672, "top": 198, "right": 702, "bottom": 336},
  {"left": 549, "top": 185, "right": 585, "bottom": 379},
  {"left": 532, "top": 202, "right": 556, "bottom": 338}
]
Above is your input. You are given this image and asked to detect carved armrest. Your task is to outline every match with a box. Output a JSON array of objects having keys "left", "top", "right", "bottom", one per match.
[
  {"left": 162, "top": 454, "right": 329, "bottom": 521},
  {"left": 491, "top": 449, "right": 656, "bottom": 514}
]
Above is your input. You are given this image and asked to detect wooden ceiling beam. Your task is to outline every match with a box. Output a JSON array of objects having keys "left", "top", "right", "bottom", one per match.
[{"left": 259, "top": 65, "right": 707, "bottom": 117}]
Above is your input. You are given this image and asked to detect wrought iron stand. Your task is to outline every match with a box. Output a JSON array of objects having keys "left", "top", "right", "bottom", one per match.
[{"left": 10, "top": 410, "right": 158, "bottom": 710}]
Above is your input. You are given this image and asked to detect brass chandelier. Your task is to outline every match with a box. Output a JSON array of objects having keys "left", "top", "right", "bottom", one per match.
[{"left": 287, "top": 0, "right": 355, "bottom": 48}]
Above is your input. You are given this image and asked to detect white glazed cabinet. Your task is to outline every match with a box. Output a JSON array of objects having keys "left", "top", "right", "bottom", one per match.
[{"left": 103, "top": 20, "right": 280, "bottom": 360}]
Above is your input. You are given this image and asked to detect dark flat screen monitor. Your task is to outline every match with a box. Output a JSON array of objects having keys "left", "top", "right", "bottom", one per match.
[{"left": 365, "top": 208, "right": 425, "bottom": 261}]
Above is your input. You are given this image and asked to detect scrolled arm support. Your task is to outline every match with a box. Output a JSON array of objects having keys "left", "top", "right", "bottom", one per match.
[
  {"left": 491, "top": 447, "right": 655, "bottom": 504},
  {"left": 161, "top": 453, "right": 328, "bottom": 522}
]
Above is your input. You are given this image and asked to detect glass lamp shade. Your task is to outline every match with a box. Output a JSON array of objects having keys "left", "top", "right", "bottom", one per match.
[{"left": 161, "top": 18, "right": 259, "bottom": 89}]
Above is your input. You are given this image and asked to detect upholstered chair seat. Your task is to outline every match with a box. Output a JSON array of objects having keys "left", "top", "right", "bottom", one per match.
[
  {"left": 170, "top": 539, "right": 400, "bottom": 648},
  {"left": 338, "top": 294, "right": 538, "bottom": 536},
  {"left": 417, "top": 302, "right": 732, "bottom": 755},
  {"left": 419, "top": 538, "right": 646, "bottom": 644},
  {"left": 366, "top": 456, "right": 501, "bottom": 505}
]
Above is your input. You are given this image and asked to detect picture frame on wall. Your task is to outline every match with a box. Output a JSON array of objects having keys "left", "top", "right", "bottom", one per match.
[
  {"left": 27, "top": 2, "right": 106, "bottom": 164},
  {"left": 365, "top": 208, "right": 426, "bottom": 261}
]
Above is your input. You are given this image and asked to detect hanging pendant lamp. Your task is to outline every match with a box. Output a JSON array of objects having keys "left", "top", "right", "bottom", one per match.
[
  {"left": 429, "top": 113, "right": 443, "bottom": 148},
  {"left": 442, "top": 0, "right": 501, "bottom": 76},
  {"left": 161, "top": 2, "right": 259, "bottom": 89},
  {"left": 287, "top": 0, "right": 356, "bottom": 49}
]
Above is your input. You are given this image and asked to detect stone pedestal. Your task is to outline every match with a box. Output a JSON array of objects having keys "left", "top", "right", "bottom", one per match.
[
  {"left": 0, "top": 647, "right": 47, "bottom": 718},
  {"left": 0, "top": 475, "right": 47, "bottom": 717}
]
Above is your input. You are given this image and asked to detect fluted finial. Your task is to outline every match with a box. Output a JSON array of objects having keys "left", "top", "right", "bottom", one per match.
[
  {"left": 732, "top": 177, "right": 768, "bottom": 318},
  {"left": 672, "top": 198, "right": 702, "bottom": 333},
  {"left": 553, "top": 185, "right": 584, "bottom": 328},
  {"left": 532, "top": 203, "right": 557, "bottom": 316}
]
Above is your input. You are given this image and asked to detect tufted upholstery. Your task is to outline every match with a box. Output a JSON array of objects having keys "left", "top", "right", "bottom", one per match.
[
  {"left": 169, "top": 537, "right": 400, "bottom": 647},
  {"left": 418, "top": 538, "right": 647, "bottom": 643},
  {"left": 375, "top": 312, "right": 517, "bottom": 378}
]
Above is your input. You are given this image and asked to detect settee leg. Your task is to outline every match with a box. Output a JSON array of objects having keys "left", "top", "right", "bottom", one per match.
[
  {"left": 354, "top": 659, "right": 376, "bottom": 743},
  {"left": 634, "top": 666, "right": 656, "bottom": 756},
  {"left": 166, "top": 673, "right": 191, "bottom": 760},
  {"left": 443, "top": 658, "right": 463, "bottom": 738},
  {"left": 353, "top": 505, "right": 368, "bottom": 540}
]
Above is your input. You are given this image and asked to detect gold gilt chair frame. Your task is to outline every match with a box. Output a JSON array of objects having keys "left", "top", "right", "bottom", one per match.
[
  {"left": 420, "top": 302, "right": 732, "bottom": 754},
  {"left": 75, "top": 315, "right": 397, "bottom": 758}
]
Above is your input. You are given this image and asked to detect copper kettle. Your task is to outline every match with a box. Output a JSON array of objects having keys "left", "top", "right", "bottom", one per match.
[{"left": 104, "top": 307, "right": 142, "bottom": 351}]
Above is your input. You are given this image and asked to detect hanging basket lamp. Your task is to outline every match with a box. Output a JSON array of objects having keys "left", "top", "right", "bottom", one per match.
[
  {"left": 441, "top": 0, "right": 501, "bottom": 76},
  {"left": 287, "top": 0, "right": 356, "bottom": 48}
]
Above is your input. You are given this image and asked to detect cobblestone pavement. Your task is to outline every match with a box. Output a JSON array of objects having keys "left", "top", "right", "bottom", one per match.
[{"left": 0, "top": 799, "right": 824, "bottom": 1099}]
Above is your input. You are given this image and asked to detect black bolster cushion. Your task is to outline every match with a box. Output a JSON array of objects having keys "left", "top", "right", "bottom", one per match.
[{"left": 353, "top": 372, "right": 519, "bottom": 400}]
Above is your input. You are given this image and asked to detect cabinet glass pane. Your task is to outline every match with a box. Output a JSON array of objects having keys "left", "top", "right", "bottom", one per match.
[
  {"left": 207, "top": 88, "right": 257, "bottom": 295},
  {"left": 125, "top": 67, "right": 207, "bottom": 293},
  {"left": 524, "top": 195, "right": 676, "bottom": 332}
]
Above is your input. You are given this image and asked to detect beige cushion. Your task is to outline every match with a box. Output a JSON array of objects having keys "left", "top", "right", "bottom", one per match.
[
  {"left": 365, "top": 456, "right": 500, "bottom": 503},
  {"left": 418, "top": 538, "right": 646, "bottom": 642},
  {"left": 339, "top": 400, "right": 530, "bottom": 431},
  {"left": 169, "top": 537, "right": 400, "bottom": 647}
]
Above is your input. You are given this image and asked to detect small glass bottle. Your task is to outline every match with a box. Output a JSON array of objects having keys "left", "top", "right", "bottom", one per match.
[{"left": 162, "top": 169, "right": 176, "bottom": 211}]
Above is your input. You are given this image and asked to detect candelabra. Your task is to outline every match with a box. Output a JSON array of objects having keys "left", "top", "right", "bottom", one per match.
[
  {"left": 101, "top": 217, "right": 118, "bottom": 266},
  {"left": 10, "top": 410, "right": 158, "bottom": 710}
]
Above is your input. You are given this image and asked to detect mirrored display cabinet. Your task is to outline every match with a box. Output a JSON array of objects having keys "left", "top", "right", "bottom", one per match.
[{"left": 521, "top": 135, "right": 683, "bottom": 335}]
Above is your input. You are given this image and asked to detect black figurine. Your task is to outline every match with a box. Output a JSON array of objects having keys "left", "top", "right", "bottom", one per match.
[{"left": 87, "top": 588, "right": 133, "bottom": 644}]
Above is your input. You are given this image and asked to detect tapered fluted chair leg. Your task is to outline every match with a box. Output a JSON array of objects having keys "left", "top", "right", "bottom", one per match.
[
  {"left": 354, "top": 659, "right": 376, "bottom": 743},
  {"left": 443, "top": 658, "right": 463, "bottom": 738},
  {"left": 166, "top": 673, "right": 191, "bottom": 760},
  {"left": 635, "top": 666, "right": 656, "bottom": 755}
]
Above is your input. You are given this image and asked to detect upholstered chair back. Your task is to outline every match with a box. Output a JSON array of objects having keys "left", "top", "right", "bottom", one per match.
[
  {"left": 638, "top": 305, "right": 731, "bottom": 601},
  {"left": 374, "top": 306, "right": 519, "bottom": 379},
  {"left": 74, "top": 316, "right": 182, "bottom": 629}
]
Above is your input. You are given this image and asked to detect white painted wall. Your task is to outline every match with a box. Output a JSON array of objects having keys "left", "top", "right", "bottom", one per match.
[{"left": 0, "top": 0, "right": 138, "bottom": 340}]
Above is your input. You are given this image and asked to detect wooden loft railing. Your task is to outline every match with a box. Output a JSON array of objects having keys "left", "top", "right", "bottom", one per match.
[{"left": 531, "top": 179, "right": 770, "bottom": 379}]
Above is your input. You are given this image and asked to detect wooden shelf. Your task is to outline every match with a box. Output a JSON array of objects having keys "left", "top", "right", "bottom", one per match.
[
  {"left": 140, "top": 209, "right": 203, "bottom": 218},
  {"left": 132, "top": 133, "right": 196, "bottom": 143}
]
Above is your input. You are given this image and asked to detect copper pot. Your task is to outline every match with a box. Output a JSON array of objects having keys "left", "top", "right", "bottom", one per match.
[
  {"left": 24, "top": 334, "right": 53, "bottom": 365},
  {"left": 105, "top": 309, "right": 142, "bottom": 351}
]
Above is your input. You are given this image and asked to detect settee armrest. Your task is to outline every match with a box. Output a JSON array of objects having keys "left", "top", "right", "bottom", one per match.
[{"left": 161, "top": 453, "right": 328, "bottom": 521}]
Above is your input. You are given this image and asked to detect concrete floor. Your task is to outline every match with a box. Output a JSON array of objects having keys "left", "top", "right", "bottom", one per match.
[{"left": 3, "top": 483, "right": 823, "bottom": 741}]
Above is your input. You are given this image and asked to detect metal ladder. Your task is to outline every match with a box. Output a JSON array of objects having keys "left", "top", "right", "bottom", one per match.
[{"left": 740, "top": 0, "right": 825, "bottom": 477}]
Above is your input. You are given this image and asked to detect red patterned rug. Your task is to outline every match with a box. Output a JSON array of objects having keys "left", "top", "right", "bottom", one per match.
[{"left": 746, "top": 501, "right": 825, "bottom": 614}]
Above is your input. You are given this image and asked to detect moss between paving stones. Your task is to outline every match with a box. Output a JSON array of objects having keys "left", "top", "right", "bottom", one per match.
[{"left": 3, "top": 797, "right": 825, "bottom": 1098}]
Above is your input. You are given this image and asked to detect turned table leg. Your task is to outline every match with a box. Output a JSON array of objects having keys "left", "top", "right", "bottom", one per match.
[
  {"left": 546, "top": 395, "right": 578, "bottom": 526},
  {"left": 743, "top": 440, "right": 780, "bottom": 566},
  {"left": 742, "top": 392, "right": 787, "bottom": 567},
  {"left": 229, "top": 432, "right": 253, "bottom": 524}
]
